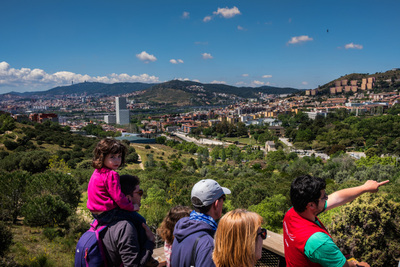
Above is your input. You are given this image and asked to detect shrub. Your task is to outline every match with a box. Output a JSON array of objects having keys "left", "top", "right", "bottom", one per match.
[
  {"left": 0, "top": 222, "right": 12, "bottom": 257},
  {"left": 3, "top": 141, "right": 18, "bottom": 151},
  {"left": 23, "top": 195, "right": 72, "bottom": 227},
  {"left": 328, "top": 193, "right": 400, "bottom": 266},
  {"left": 0, "top": 170, "right": 29, "bottom": 223},
  {"left": 125, "top": 152, "right": 139, "bottom": 163},
  {"left": 43, "top": 227, "right": 63, "bottom": 241}
]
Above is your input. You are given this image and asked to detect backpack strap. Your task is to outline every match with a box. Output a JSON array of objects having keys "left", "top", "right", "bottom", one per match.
[
  {"left": 189, "top": 233, "right": 207, "bottom": 267},
  {"left": 91, "top": 221, "right": 108, "bottom": 267},
  {"left": 95, "top": 225, "right": 108, "bottom": 267}
]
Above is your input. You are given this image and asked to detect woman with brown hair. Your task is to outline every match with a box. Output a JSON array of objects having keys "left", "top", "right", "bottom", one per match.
[
  {"left": 213, "top": 209, "right": 266, "bottom": 267},
  {"left": 157, "top": 206, "right": 192, "bottom": 267}
]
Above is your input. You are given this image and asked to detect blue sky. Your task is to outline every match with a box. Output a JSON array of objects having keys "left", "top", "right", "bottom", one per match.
[{"left": 1, "top": 0, "right": 399, "bottom": 94}]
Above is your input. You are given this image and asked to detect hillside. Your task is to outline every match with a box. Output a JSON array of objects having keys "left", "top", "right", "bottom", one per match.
[
  {"left": 138, "top": 80, "right": 299, "bottom": 106},
  {"left": 316, "top": 68, "right": 400, "bottom": 95},
  {"left": 1, "top": 82, "right": 156, "bottom": 99}
]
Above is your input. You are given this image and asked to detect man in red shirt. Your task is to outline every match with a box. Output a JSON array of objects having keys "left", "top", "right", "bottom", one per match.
[{"left": 283, "top": 175, "right": 389, "bottom": 267}]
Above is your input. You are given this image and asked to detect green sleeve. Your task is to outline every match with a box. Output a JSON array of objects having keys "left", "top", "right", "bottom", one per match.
[{"left": 304, "top": 232, "right": 346, "bottom": 267}]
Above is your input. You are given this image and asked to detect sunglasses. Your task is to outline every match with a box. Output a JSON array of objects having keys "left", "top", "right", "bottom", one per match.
[
  {"left": 133, "top": 189, "right": 143, "bottom": 197},
  {"left": 257, "top": 228, "right": 267, "bottom": 240},
  {"left": 319, "top": 194, "right": 328, "bottom": 201}
]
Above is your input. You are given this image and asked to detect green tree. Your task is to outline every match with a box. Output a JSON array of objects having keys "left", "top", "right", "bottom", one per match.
[
  {"left": 155, "top": 136, "right": 166, "bottom": 144},
  {"left": 248, "top": 194, "right": 288, "bottom": 233},
  {"left": 0, "top": 171, "right": 29, "bottom": 223},
  {"left": 23, "top": 171, "right": 80, "bottom": 226},
  {"left": 140, "top": 185, "right": 170, "bottom": 228},
  {"left": 328, "top": 193, "right": 400, "bottom": 267},
  {"left": 0, "top": 222, "right": 12, "bottom": 257},
  {"left": 0, "top": 114, "right": 15, "bottom": 134}
]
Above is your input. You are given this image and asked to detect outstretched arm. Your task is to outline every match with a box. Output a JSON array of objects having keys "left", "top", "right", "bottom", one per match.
[
  {"left": 326, "top": 180, "right": 389, "bottom": 211},
  {"left": 344, "top": 260, "right": 370, "bottom": 267}
]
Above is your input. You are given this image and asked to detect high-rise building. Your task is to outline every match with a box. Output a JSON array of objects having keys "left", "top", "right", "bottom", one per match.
[{"left": 115, "top": 97, "right": 130, "bottom": 125}]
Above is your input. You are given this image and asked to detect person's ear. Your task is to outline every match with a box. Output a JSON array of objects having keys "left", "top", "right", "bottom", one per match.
[{"left": 307, "top": 202, "right": 316, "bottom": 210}]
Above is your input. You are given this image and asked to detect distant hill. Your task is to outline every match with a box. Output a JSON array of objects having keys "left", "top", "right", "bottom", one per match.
[
  {"left": 138, "top": 80, "right": 299, "bottom": 106},
  {"left": 1, "top": 82, "right": 157, "bottom": 98}
]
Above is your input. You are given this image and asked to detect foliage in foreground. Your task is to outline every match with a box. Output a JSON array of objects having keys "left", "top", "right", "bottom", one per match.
[{"left": 328, "top": 193, "right": 400, "bottom": 267}]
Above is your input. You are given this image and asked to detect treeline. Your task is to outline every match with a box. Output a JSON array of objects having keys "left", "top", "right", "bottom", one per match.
[{"left": 279, "top": 105, "right": 400, "bottom": 156}]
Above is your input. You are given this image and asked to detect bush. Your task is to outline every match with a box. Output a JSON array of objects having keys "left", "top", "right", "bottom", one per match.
[
  {"left": 43, "top": 227, "right": 63, "bottom": 241},
  {"left": 125, "top": 152, "right": 139, "bottom": 163},
  {"left": 328, "top": 193, "right": 400, "bottom": 266},
  {"left": 0, "top": 170, "right": 29, "bottom": 223},
  {"left": 23, "top": 195, "right": 72, "bottom": 226},
  {"left": 3, "top": 141, "right": 18, "bottom": 151},
  {"left": 0, "top": 222, "right": 12, "bottom": 257}
]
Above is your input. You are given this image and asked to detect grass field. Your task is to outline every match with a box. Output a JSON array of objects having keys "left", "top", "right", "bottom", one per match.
[
  {"left": 222, "top": 137, "right": 258, "bottom": 146},
  {"left": 8, "top": 224, "right": 75, "bottom": 267},
  {"left": 129, "top": 143, "right": 196, "bottom": 169}
]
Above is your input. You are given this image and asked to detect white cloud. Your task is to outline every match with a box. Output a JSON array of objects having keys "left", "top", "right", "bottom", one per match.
[
  {"left": 302, "top": 81, "right": 308, "bottom": 85},
  {"left": 204, "top": 6, "right": 241, "bottom": 23},
  {"left": 250, "top": 80, "right": 271, "bottom": 87},
  {"left": 287, "top": 35, "right": 313, "bottom": 45},
  {"left": 0, "top": 61, "right": 160, "bottom": 93},
  {"left": 236, "top": 81, "right": 246, "bottom": 86},
  {"left": 242, "top": 74, "right": 249, "bottom": 77},
  {"left": 252, "top": 80, "right": 265, "bottom": 86},
  {"left": 175, "top": 77, "right": 191, "bottom": 81},
  {"left": 170, "top": 59, "right": 184, "bottom": 64},
  {"left": 262, "top": 75, "right": 272, "bottom": 78},
  {"left": 213, "top": 6, "right": 241, "bottom": 18},
  {"left": 345, "top": 42, "right": 363, "bottom": 49},
  {"left": 182, "top": 11, "right": 190, "bottom": 19},
  {"left": 136, "top": 51, "right": 157, "bottom": 63},
  {"left": 210, "top": 80, "right": 226, "bottom": 84},
  {"left": 237, "top": 25, "right": 247, "bottom": 31},
  {"left": 203, "top": 16, "right": 212, "bottom": 22},
  {"left": 202, "top": 53, "right": 213, "bottom": 59}
]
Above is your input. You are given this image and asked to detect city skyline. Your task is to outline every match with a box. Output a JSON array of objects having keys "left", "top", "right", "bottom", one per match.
[{"left": 1, "top": 0, "right": 399, "bottom": 94}]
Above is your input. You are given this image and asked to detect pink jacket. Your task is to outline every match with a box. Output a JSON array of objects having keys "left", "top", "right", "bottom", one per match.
[{"left": 87, "top": 168, "right": 135, "bottom": 213}]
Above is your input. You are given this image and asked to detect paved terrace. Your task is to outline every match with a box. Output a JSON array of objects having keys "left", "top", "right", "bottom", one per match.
[{"left": 153, "top": 230, "right": 285, "bottom": 267}]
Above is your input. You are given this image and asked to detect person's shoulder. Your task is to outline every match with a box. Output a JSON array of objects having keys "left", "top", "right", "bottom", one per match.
[{"left": 108, "top": 220, "right": 137, "bottom": 233}]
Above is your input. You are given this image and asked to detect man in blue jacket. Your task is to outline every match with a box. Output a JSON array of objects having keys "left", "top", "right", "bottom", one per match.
[{"left": 171, "top": 179, "right": 231, "bottom": 267}]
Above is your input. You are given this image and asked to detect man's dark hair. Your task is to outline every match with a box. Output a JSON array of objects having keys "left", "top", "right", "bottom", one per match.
[
  {"left": 192, "top": 197, "right": 212, "bottom": 214},
  {"left": 290, "top": 175, "right": 326, "bottom": 213},
  {"left": 120, "top": 174, "right": 140, "bottom": 196},
  {"left": 191, "top": 195, "right": 225, "bottom": 214}
]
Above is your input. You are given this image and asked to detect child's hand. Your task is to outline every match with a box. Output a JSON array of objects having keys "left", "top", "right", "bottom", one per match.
[{"left": 133, "top": 204, "right": 140, "bottom": 211}]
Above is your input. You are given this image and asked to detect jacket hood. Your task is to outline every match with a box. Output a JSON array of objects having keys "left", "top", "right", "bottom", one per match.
[{"left": 173, "top": 217, "right": 215, "bottom": 243}]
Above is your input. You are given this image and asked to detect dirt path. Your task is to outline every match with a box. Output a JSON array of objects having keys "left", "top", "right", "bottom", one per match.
[{"left": 138, "top": 154, "right": 145, "bottom": 170}]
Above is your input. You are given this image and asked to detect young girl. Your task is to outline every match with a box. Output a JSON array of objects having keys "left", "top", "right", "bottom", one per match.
[
  {"left": 157, "top": 206, "right": 192, "bottom": 267},
  {"left": 87, "top": 138, "right": 139, "bottom": 224},
  {"left": 87, "top": 138, "right": 158, "bottom": 266}
]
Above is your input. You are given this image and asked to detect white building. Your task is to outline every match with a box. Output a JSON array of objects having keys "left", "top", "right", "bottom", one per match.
[{"left": 115, "top": 97, "right": 130, "bottom": 125}]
